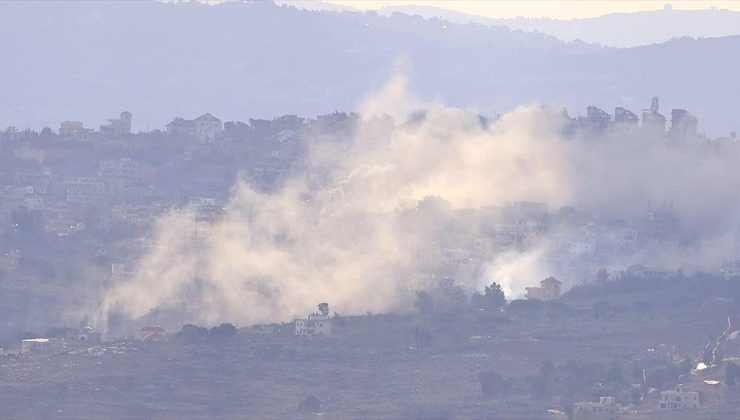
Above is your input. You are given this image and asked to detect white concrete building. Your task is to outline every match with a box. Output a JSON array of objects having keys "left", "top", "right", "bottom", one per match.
[
  {"left": 295, "top": 314, "right": 332, "bottom": 336},
  {"left": 295, "top": 303, "right": 331, "bottom": 336}
]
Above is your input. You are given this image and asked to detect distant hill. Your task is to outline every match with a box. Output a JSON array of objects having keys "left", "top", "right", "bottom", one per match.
[
  {"left": 377, "top": 4, "right": 740, "bottom": 48},
  {"left": 0, "top": 1, "right": 738, "bottom": 135}
]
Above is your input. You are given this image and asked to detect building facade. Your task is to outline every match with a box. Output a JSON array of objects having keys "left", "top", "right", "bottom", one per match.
[
  {"left": 574, "top": 396, "right": 619, "bottom": 420},
  {"left": 295, "top": 313, "right": 332, "bottom": 336},
  {"left": 100, "top": 111, "right": 132, "bottom": 135},
  {"left": 658, "top": 384, "right": 699, "bottom": 410},
  {"left": 166, "top": 113, "right": 223, "bottom": 141},
  {"left": 525, "top": 277, "right": 562, "bottom": 301}
]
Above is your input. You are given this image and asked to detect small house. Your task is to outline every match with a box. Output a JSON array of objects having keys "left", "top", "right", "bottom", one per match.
[
  {"left": 20, "top": 338, "right": 51, "bottom": 353},
  {"left": 525, "top": 276, "right": 562, "bottom": 301}
]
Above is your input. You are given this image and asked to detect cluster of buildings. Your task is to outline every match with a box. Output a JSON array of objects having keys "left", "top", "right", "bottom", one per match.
[
  {"left": 406, "top": 197, "right": 700, "bottom": 302},
  {"left": 1, "top": 325, "right": 174, "bottom": 357},
  {"left": 64, "top": 157, "right": 156, "bottom": 205},
  {"left": 0, "top": 110, "right": 316, "bottom": 321},
  {"left": 1, "top": 326, "right": 102, "bottom": 357},
  {"left": 572, "top": 385, "right": 700, "bottom": 419},
  {"left": 566, "top": 97, "right": 705, "bottom": 141},
  {"left": 569, "top": 320, "right": 740, "bottom": 418},
  {"left": 1, "top": 104, "right": 738, "bottom": 346},
  {"left": 0, "top": 109, "right": 238, "bottom": 240},
  {"left": 0, "top": 156, "right": 163, "bottom": 241},
  {"left": 60, "top": 111, "right": 133, "bottom": 140},
  {"left": 59, "top": 111, "right": 226, "bottom": 142}
]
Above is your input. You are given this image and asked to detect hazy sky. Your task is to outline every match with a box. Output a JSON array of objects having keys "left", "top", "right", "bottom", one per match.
[{"left": 325, "top": 1, "right": 740, "bottom": 19}]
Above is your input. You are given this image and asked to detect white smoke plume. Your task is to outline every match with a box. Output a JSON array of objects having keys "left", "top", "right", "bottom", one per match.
[{"left": 94, "top": 76, "right": 740, "bottom": 332}]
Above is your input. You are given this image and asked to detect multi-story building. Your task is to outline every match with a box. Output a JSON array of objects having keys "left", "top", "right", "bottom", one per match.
[
  {"left": 586, "top": 105, "right": 612, "bottom": 132},
  {"left": 100, "top": 111, "right": 132, "bottom": 135},
  {"left": 295, "top": 314, "right": 332, "bottom": 336},
  {"left": 670, "top": 109, "right": 698, "bottom": 139},
  {"left": 658, "top": 384, "right": 699, "bottom": 410},
  {"left": 193, "top": 113, "right": 223, "bottom": 140},
  {"left": 642, "top": 97, "right": 666, "bottom": 134},
  {"left": 59, "top": 121, "right": 84, "bottom": 137},
  {"left": 614, "top": 107, "right": 639, "bottom": 125},
  {"left": 525, "top": 277, "right": 562, "bottom": 301},
  {"left": 64, "top": 176, "right": 107, "bottom": 204},
  {"left": 100, "top": 158, "right": 155, "bottom": 183},
  {"left": 295, "top": 303, "right": 332, "bottom": 336}
]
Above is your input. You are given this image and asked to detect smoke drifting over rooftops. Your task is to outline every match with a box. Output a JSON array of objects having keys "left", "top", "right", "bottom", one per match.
[{"left": 92, "top": 76, "right": 740, "bottom": 332}]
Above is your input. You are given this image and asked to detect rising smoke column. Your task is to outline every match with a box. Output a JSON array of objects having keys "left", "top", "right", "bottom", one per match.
[
  {"left": 93, "top": 78, "right": 573, "bottom": 332},
  {"left": 94, "top": 77, "right": 740, "bottom": 332}
]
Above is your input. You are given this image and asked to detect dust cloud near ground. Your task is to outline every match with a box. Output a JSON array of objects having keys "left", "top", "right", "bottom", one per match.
[{"left": 95, "top": 77, "right": 740, "bottom": 333}]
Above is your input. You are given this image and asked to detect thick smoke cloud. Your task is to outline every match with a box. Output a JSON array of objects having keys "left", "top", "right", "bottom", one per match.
[{"left": 93, "top": 77, "right": 740, "bottom": 333}]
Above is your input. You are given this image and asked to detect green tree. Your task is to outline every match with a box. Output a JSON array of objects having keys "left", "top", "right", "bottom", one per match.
[
  {"left": 318, "top": 302, "right": 329, "bottom": 316},
  {"left": 483, "top": 282, "right": 506, "bottom": 310},
  {"left": 209, "top": 323, "right": 237, "bottom": 340},
  {"left": 176, "top": 324, "right": 208, "bottom": 342}
]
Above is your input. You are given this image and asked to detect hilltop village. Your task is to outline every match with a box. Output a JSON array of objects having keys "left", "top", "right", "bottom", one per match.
[
  {"left": 1, "top": 99, "right": 740, "bottom": 418},
  {"left": 1, "top": 98, "right": 737, "bottom": 303}
]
